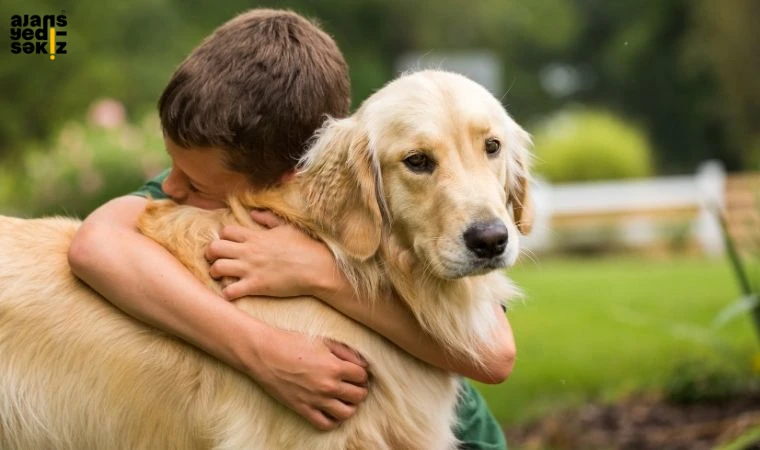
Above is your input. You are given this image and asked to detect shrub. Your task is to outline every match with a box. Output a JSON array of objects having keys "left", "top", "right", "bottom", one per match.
[
  {"left": 5, "top": 114, "right": 168, "bottom": 218},
  {"left": 532, "top": 108, "right": 654, "bottom": 183}
]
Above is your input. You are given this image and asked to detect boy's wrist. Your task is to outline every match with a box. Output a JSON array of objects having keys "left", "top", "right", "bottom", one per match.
[
  {"left": 228, "top": 317, "right": 275, "bottom": 378},
  {"left": 309, "top": 269, "right": 351, "bottom": 307}
]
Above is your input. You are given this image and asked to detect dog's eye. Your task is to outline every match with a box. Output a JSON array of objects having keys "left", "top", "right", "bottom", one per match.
[
  {"left": 485, "top": 138, "right": 501, "bottom": 156},
  {"left": 403, "top": 153, "right": 435, "bottom": 173}
]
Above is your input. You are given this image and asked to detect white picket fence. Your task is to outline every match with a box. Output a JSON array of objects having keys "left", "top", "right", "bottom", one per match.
[{"left": 522, "top": 161, "right": 727, "bottom": 256}]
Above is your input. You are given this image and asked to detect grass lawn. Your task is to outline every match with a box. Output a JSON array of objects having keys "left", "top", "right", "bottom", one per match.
[{"left": 476, "top": 255, "right": 759, "bottom": 426}]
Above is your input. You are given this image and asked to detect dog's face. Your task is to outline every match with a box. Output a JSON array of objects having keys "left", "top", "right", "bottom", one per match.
[{"left": 299, "top": 70, "right": 532, "bottom": 279}]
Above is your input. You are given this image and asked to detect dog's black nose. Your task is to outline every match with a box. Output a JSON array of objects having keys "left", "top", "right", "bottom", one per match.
[{"left": 463, "top": 220, "right": 508, "bottom": 259}]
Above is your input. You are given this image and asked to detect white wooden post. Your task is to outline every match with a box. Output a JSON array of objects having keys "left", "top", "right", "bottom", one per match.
[
  {"left": 694, "top": 160, "right": 726, "bottom": 257},
  {"left": 521, "top": 178, "right": 552, "bottom": 252}
]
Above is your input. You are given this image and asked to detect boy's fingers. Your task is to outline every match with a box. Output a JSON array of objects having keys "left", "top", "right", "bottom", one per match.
[
  {"left": 294, "top": 402, "right": 337, "bottom": 431},
  {"left": 218, "top": 225, "right": 253, "bottom": 243},
  {"left": 221, "top": 280, "right": 250, "bottom": 300},
  {"left": 250, "top": 209, "right": 285, "bottom": 229},
  {"left": 305, "top": 408, "right": 338, "bottom": 431},
  {"left": 320, "top": 399, "right": 356, "bottom": 422},
  {"left": 325, "top": 339, "right": 367, "bottom": 368},
  {"left": 339, "top": 362, "right": 370, "bottom": 386},
  {"left": 205, "top": 239, "right": 242, "bottom": 262},
  {"left": 208, "top": 258, "right": 244, "bottom": 280},
  {"left": 335, "top": 382, "right": 369, "bottom": 405}
]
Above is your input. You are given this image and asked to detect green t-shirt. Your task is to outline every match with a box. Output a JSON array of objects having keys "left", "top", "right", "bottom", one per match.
[
  {"left": 133, "top": 169, "right": 171, "bottom": 200},
  {"left": 134, "top": 171, "right": 507, "bottom": 450}
]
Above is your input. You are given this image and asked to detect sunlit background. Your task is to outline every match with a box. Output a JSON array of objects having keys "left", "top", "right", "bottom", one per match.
[{"left": 1, "top": 1, "right": 759, "bottom": 448}]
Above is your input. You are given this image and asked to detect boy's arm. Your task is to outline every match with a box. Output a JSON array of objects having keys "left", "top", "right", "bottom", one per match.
[
  {"left": 318, "top": 282, "right": 516, "bottom": 384},
  {"left": 208, "top": 214, "right": 516, "bottom": 384},
  {"left": 68, "top": 196, "right": 369, "bottom": 430}
]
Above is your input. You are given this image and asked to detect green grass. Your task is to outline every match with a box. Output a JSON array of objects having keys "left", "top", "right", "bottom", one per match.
[{"left": 477, "top": 256, "right": 759, "bottom": 426}]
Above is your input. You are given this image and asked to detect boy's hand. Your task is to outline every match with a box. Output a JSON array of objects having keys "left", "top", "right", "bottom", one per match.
[
  {"left": 207, "top": 209, "right": 370, "bottom": 429},
  {"left": 205, "top": 210, "right": 344, "bottom": 300},
  {"left": 246, "top": 327, "right": 370, "bottom": 430}
]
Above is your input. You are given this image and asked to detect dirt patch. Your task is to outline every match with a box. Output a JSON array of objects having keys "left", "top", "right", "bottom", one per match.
[{"left": 505, "top": 394, "right": 760, "bottom": 450}]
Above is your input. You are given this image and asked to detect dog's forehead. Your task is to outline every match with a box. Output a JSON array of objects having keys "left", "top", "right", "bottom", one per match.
[{"left": 362, "top": 71, "right": 510, "bottom": 145}]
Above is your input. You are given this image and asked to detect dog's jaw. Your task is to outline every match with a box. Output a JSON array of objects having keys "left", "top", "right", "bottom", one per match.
[{"left": 377, "top": 234, "right": 509, "bottom": 363}]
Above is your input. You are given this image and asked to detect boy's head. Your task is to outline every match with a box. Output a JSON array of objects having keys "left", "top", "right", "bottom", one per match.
[{"left": 159, "top": 9, "right": 350, "bottom": 199}]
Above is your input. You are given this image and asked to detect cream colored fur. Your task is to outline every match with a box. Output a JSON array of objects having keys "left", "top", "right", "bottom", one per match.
[{"left": 0, "top": 70, "right": 532, "bottom": 449}]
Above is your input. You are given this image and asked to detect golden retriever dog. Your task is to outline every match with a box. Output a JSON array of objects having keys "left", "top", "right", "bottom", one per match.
[{"left": 0, "top": 70, "right": 532, "bottom": 450}]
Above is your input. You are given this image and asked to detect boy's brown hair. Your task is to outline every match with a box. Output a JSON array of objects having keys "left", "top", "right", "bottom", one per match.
[{"left": 158, "top": 9, "right": 350, "bottom": 187}]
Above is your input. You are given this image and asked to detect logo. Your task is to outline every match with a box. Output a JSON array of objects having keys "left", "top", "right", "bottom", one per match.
[{"left": 10, "top": 12, "right": 67, "bottom": 60}]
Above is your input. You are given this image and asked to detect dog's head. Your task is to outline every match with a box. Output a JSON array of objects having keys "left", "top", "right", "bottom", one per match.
[{"left": 298, "top": 70, "right": 532, "bottom": 279}]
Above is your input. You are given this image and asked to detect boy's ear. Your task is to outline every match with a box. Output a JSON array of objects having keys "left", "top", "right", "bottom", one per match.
[
  {"left": 299, "top": 118, "right": 384, "bottom": 261},
  {"left": 506, "top": 124, "right": 533, "bottom": 235}
]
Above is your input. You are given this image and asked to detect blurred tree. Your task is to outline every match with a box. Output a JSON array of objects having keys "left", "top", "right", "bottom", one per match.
[
  {"left": 557, "top": 0, "right": 730, "bottom": 172},
  {"left": 684, "top": 0, "right": 760, "bottom": 170},
  {"left": 552, "top": 0, "right": 760, "bottom": 172},
  {"left": 0, "top": 0, "right": 198, "bottom": 157}
]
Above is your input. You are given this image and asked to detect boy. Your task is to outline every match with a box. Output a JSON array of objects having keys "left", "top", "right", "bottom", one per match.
[{"left": 68, "top": 9, "right": 511, "bottom": 448}]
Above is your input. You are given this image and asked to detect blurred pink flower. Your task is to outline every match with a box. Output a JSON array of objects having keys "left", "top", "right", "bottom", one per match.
[{"left": 87, "top": 98, "right": 126, "bottom": 129}]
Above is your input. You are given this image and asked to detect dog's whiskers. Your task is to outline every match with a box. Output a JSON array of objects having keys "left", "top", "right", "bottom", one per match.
[{"left": 520, "top": 248, "right": 541, "bottom": 268}]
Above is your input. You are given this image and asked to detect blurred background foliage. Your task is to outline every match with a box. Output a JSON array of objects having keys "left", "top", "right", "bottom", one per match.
[
  {"left": 1, "top": 0, "right": 759, "bottom": 217},
  {"left": 0, "top": 113, "right": 167, "bottom": 217}
]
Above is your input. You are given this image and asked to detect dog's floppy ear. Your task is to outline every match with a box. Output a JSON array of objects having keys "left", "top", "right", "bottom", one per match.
[
  {"left": 507, "top": 124, "right": 534, "bottom": 235},
  {"left": 298, "top": 117, "right": 383, "bottom": 261}
]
